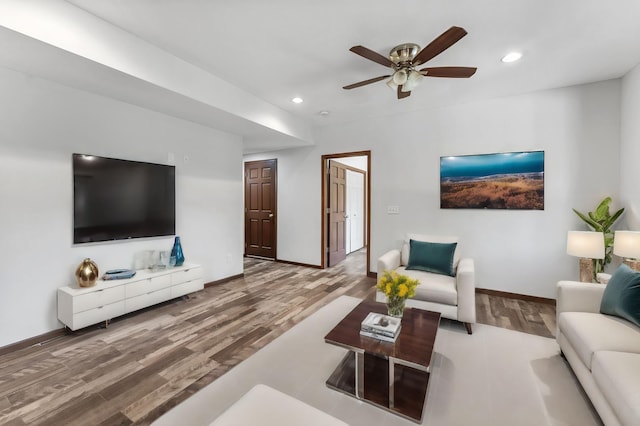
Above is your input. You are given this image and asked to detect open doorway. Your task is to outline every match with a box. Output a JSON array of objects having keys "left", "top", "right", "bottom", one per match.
[{"left": 321, "top": 151, "right": 371, "bottom": 276}]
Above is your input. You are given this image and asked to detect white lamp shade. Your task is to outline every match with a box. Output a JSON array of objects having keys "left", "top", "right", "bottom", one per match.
[
  {"left": 402, "top": 70, "right": 424, "bottom": 92},
  {"left": 392, "top": 69, "right": 408, "bottom": 85},
  {"left": 567, "top": 231, "right": 605, "bottom": 259},
  {"left": 614, "top": 231, "right": 640, "bottom": 259}
]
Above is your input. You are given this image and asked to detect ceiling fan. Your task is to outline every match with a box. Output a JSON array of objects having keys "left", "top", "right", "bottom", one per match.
[{"left": 343, "top": 26, "right": 477, "bottom": 99}]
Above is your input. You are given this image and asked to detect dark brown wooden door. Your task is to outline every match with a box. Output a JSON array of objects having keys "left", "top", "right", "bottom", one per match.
[
  {"left": 245, "top": 159, "right": 277, "bottom": 259},
  {"left": 327, "top": 160, "right": 347, "bottom": 266}
]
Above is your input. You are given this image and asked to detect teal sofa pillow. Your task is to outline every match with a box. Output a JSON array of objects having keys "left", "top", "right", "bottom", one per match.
[
  {"left": 600, "top": 264, "right": 640, "bottom": 327},
  {"left": 406, "top": 240, "right": 457, "bottom": 277}
]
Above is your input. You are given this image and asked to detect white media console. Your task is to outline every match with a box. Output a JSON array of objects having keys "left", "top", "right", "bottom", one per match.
[{"left": 58, "top": 263, "right": 203, "bottom": 330}]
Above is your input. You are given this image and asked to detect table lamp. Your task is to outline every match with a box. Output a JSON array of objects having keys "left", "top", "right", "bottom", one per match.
[
  {"left": 567, "top": 231, "right": 605, "bottom": 282},
  {"left": 613, "top": 230, "right": 640, "bottom": 271}
]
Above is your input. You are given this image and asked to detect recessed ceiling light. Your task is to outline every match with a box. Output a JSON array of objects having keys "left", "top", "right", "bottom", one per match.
[
  {"left": 501, "top": 52, "right": 523, "bottom": 63},
  {"left": 319, "top": 110, "right": 330, "bottom": 116},
  {"left": 291, "top": 97, "right": 303, "bottom": 104}
]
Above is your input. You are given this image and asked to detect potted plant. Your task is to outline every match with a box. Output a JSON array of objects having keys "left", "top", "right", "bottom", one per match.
[{"left": 573, "top": 197, "right": 624, "bottom": 276}]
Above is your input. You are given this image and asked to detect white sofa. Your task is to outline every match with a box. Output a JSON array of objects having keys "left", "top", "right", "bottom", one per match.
[
  {"left": 376, "top": 234, "right": 476, "bottom": 334},
  {"left": 556, "top": 281, "right": 640, "bottom": 426}
]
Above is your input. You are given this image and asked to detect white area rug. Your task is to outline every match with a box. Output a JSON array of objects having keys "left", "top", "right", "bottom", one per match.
[{"left": 154, "top": 296, "right": 601, "bottom": 426}]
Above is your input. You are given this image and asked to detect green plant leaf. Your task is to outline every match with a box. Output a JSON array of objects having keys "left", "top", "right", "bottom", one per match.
[
  {"left": 595, "top": 197, "right": 612, "bottom": 219},
  {"left": 601, "top": 216, "right": 619, "bottom": 231},
  {"left": 573, "top": 209, "right": 600, "bottom": 230},
  {"left": 604, "top": 208, "right": 625, "bottom": 230}
]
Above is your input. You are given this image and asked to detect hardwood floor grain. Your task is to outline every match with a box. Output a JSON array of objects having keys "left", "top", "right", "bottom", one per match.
[
  {"left": 0, "top": 249, "right": 555, "bottom": 425},
  {"left": 475, "top": 291, "right": 557, "bottom": 338}
]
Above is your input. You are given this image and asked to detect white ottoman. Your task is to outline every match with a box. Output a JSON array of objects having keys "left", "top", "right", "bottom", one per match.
[{"left": 210, "top": 384, "right": 348, "bottom": 426}]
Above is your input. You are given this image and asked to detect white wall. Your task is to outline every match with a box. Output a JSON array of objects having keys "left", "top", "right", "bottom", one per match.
[
  {"left": 243, "top": 148, "right": 319, "bottom": 265},
  {"left": 335, "top": 156, "right": 368, "bottom": 172},
  {"left": 0, "top": 66, "right": 244, "bottom": 347},
  {"left": 246, "top": 80, "right": 621, "bottom": 298},
  {"left": 621, "top": 63, "right": 640, "bottom": 230}
]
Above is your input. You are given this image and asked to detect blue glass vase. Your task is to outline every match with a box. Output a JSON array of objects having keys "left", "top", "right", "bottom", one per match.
[{"left": 171, "top": 236, "right": 185, "bottom": 267}]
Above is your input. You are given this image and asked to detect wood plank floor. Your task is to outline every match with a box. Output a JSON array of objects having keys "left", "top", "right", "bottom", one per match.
[
  {"left": 476, "top": 292, "right": 557, "bottom": 338},
  {"left": 0, "top": 250, "right": 556, "bottom": 425}
]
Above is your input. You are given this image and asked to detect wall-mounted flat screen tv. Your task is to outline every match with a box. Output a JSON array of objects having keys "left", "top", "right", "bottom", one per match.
[{"left": 73, "top": 154, "right": 175, "bottom": 244}]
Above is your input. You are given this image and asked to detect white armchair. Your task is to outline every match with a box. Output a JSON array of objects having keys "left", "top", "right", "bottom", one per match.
[{"left": 376, "top": 234, "right": 476, "bottom": 334}]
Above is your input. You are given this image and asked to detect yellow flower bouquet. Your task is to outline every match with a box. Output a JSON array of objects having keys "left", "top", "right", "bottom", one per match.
[{"left": 376, "top": 270, "right": 419, "bottom": 317}]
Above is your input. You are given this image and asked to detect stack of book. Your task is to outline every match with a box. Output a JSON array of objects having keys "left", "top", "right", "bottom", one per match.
[{"left": 360, "top": 312, "right": 401, "bottom": 342}]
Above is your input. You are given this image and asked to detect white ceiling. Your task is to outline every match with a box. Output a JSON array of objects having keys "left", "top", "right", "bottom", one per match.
[{"left": 4, "top": 1, "right": 640, "bottom": 151}]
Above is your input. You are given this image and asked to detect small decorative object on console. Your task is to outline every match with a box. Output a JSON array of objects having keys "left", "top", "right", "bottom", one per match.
[
  {"left": 75, "top": 258, "right": 99, "bottom": 288},
  {"left": 171, "top": 236, "right": 185, "bottom": 266},
  {"left": 102, "top": 269, "right": 137, "bottom": 280},
  {"left": 376, "top": 270, "right": 419, "bottom": 317},
  {"left": 360, "top": 312, "right": 401, "bottom": 342}
]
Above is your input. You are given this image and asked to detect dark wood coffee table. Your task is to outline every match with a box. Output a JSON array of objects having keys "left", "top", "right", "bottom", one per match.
[{"left": 324, "top": 299, "right": 440, "bottom": 423}]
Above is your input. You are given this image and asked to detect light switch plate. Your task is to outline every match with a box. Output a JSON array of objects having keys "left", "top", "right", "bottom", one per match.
[{"left": 387, "top": 205, "right": 400, "bottom": 214}]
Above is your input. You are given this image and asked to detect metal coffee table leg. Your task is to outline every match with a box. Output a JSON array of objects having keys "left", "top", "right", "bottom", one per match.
[
  {"left": 355, "top": 351, "right": 364, "bottom": 398},
  {"left": 389, "top": 358, "right": 395, "bottom": 409}
]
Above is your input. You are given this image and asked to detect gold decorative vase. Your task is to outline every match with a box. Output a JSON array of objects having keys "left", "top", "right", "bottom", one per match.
[{"left": 75, "top": 258, "right": 99, "bottom": 287}]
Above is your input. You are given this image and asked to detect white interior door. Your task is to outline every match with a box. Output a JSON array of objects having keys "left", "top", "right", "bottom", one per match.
[{"left": 346, "top": 169, "right": 364, "bottom": 254}]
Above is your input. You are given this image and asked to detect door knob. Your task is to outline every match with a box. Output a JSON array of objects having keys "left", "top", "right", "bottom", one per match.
[{"left": 269, "top": 213, "right": 274, "bottom": 218}]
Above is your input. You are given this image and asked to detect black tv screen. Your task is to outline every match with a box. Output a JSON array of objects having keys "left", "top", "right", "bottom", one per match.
[{"left": 73, "top": 154, "right": 175, "bottom": 244}]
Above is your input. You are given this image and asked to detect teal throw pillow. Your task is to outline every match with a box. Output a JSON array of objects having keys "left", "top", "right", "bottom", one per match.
[
  {"left": 406, "top": 240, "right": 457, "bottom": 277},
  {"left": 600, "top": 264, "right": 640, "bottom": 327}
]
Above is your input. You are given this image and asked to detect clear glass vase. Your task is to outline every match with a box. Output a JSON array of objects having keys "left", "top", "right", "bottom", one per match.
[{"left": 387, "top": 297, "right": 405, "bottom": 318}]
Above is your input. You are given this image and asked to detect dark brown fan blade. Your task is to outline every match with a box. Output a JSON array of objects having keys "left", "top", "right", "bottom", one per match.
[
  {"left": 420, "top": 66, "right": 477, "bottom": 78},
  {"left": 343, "top": 75, "right": 391, "bottom": 90},
  {"left": 413, "top": 26, "right": 468, "bottom": 66},
  {"left": 349, "top": 45, "right": 395, "bottom": 68},
  {"left": 397, "top": 85, "right": 411, "bottom": 99}
]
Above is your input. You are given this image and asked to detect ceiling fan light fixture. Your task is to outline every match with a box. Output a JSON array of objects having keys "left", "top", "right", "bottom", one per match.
[
  {"left": 389, "top": 43, "right": 421, "bottom": 65},
  {"left": 392, "top": 69, "right": 408, "bottom": 85},
  {"left": 403, "top": 69, "right": 423, "bottom": 92},
  {"left": 343, "top": 26, "right": 477, "bottom": 99}
]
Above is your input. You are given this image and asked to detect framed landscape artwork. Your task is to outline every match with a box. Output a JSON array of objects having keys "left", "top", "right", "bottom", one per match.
[{"left": 440, "top": 151, "right": 544, "bottom": 210}]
